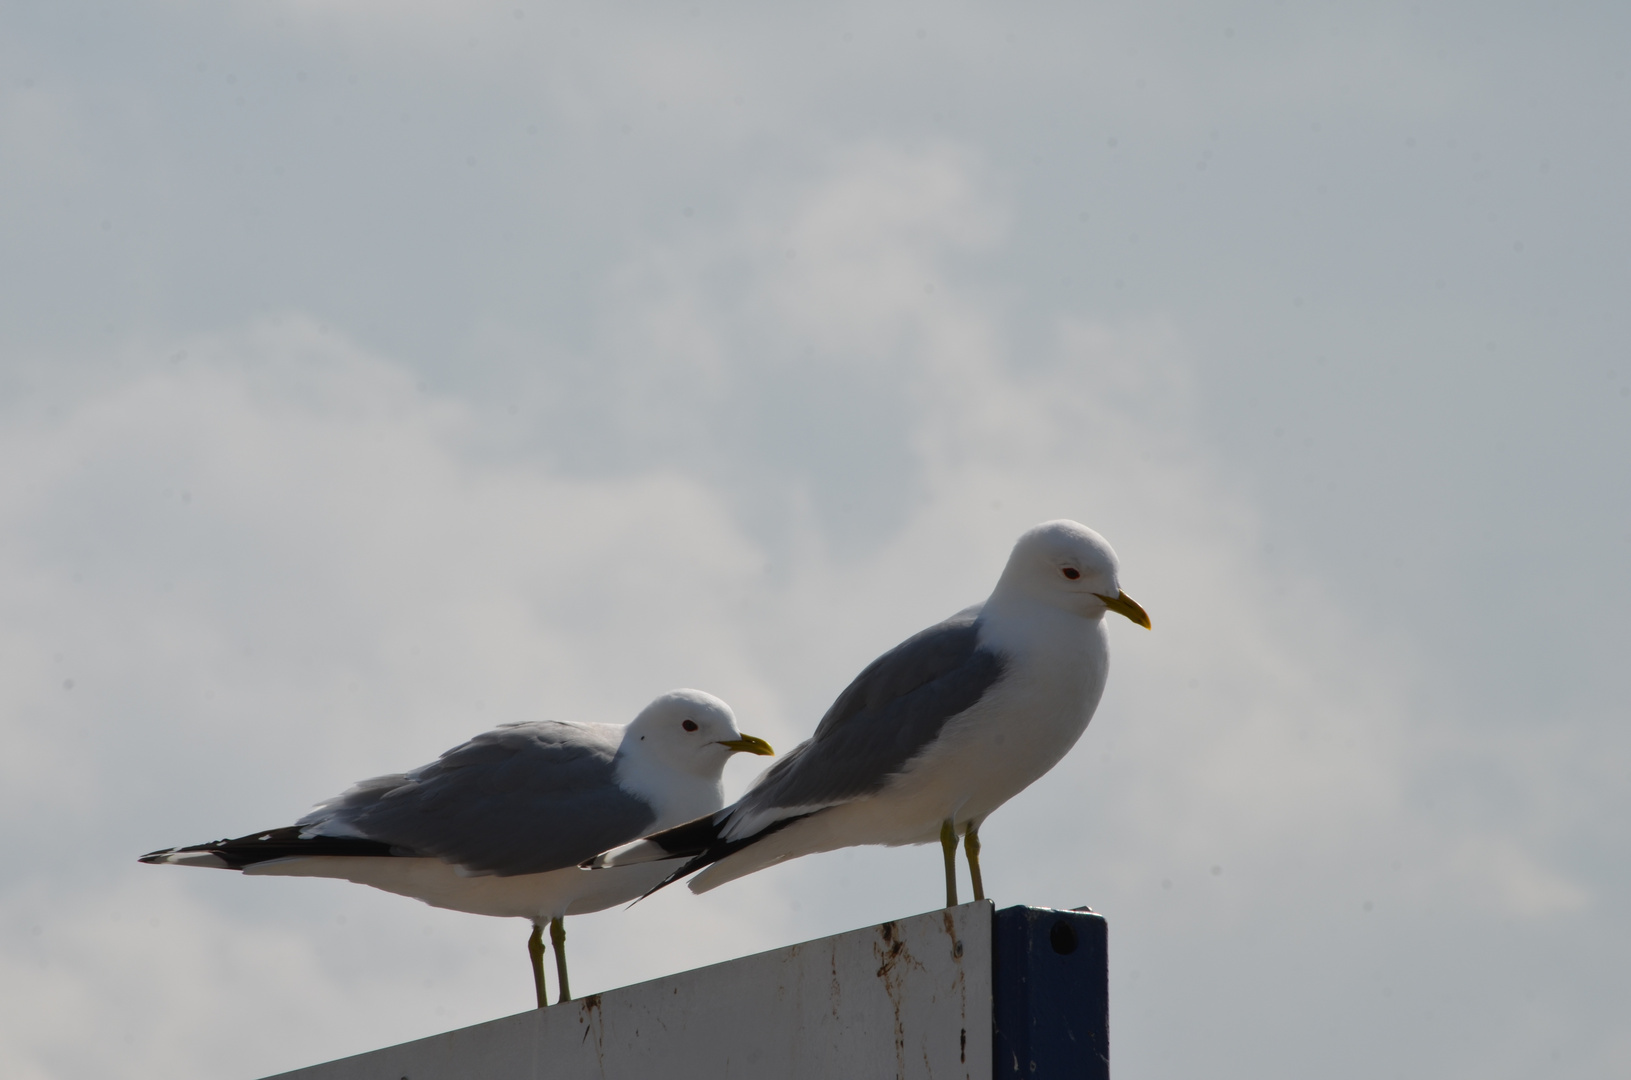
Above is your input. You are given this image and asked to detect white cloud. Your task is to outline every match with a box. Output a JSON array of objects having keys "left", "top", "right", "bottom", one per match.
[
  {"left": 1447, "top": 835, "right": 1591, "bottom": 918},
  {"left": 3, "top": 6, "right": 1626, "bottom": 1073},
  {"left": 4, "top": 134, "right": 1605, "bottom": 1078}
]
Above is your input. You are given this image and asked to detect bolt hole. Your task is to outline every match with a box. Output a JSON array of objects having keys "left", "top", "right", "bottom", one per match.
[{"left": 1049, "top": 920, "right": 1077, "bottom": 955}]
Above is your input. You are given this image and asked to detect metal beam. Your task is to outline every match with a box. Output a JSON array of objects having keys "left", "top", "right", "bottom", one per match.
[{"left": 265, "top": 901, "right": 1109, "bottom": 1080}]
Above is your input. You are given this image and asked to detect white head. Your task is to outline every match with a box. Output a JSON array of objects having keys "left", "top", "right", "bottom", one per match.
[
  {"left": 991, "top": 520, "right": 1151, "bottom": 627},
  {"left": 618, "top": 689, "right": 775, "bottom": 782},
  {"left": 615, "top": 689, "right": 774, "bottom": 829}
]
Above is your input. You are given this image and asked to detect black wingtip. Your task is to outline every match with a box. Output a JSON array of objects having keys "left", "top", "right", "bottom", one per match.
[
  {"left": 138, "top": 827, "right": 402, "bottom": 870},
  {"left": 638, "top": 811, "right": 817, "bottom": 901},
  {"left": 593, "top": 812, "right": 740, "bottom": 904},
  {"left": 625, "top": 858, "right": 703, "bottom": 907},
  {"left": 138, "top": 838, "right": 233, "bottom": 866},
  {"left": 645, "top": 814, "right": 732, "bottom": 861}
]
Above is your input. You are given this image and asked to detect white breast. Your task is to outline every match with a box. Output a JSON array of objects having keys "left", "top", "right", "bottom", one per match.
[
  {"left": 827, "top": 609, "right": 1110, "bottom": 847},
  {"left": 244, "top": 855, "right": 676, "bottom": 921}
]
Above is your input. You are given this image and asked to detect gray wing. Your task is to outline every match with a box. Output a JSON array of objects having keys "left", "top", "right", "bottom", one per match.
[
  {"left": 303, "top": 721, "right": 656, "bottom": 877},
  {"left": 732, "top": 604, "right": 1006, "bottom": 820}
]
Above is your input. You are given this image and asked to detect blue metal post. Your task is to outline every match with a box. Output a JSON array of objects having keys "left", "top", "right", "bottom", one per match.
[{"left": 992, "top": 905, "right": 1109, "bottom": 1078}]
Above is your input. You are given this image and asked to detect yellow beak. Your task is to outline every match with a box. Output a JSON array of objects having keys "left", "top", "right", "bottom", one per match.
[
  {"left": 718, "top": 734, "right": 776, "bottom": 756},
  {"left": 1095, "top": 590, "right": 1152, "bottom": 629}
]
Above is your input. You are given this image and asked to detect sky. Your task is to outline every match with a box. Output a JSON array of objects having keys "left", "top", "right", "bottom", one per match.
[{"left": 1, "top": 1, "right": 1628, "bottom": 1077}]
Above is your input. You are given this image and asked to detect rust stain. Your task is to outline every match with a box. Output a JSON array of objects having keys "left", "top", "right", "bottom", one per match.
[
  {"left": 875, "top": 923, "right": 909, "bottom": 1077},
  {"left": 830, "top": 942, "right": 843, "bottom": 1022},
  {"left": 578, "top": 992, "right": 606, "bottom": 1073},
  {"left": 781, "top": 944, "right": 801, "bottom": 1007},
  {"left": 940, "top": 906, "right": 971, "bottom": 1075},
  {"left": 872, "top": 920, "right": 930, "bottom": 1079}
]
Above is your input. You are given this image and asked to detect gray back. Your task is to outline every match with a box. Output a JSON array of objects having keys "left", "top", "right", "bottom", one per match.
[
  {"left": 308, "top": 721, "right": 657, "bottom": 877},
  {"left": 734, "top": 605, "right": 1007, "bottom": 817}
]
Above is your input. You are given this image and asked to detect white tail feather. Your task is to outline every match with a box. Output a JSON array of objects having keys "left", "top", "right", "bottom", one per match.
[
  {"left": 589, "top": 837, "right": 670, "bottom": 869},
  {"left": 156, "top": 850, "right": 231, "bottom": 869}
]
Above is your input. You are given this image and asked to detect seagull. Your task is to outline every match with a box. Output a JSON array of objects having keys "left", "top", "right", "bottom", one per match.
[
  {"left": 140, "top": 689, "right": 773, "bottom": 1007},
  {"left": 593, "top": 521, "right": 1149, "bottom": 909}
]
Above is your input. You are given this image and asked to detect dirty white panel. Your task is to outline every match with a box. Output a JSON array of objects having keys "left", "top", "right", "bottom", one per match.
[{"left": 268, "top": 900, "right": 994, "bottom": 1080}]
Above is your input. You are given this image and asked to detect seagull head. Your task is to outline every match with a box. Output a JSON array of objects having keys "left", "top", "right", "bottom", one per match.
[
  {"left": 995, "top": 520, "right": 1151, "bottom": 628},
  {"left": 622, "top": 689, "right": 775, "bottom": 782}
]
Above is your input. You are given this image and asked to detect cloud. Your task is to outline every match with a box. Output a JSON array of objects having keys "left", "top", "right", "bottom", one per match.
[{"left": 0, "top": 87, "right": 1616, "bottom": 1079}]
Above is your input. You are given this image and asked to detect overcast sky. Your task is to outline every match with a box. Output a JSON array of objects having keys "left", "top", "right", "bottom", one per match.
[{"left": 2, "top": 2, "right": 1628, "bottom": 1078}]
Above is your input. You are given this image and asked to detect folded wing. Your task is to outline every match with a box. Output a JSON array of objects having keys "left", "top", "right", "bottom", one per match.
[
  {"left": 599, "top": 605, "right": 1006, "bottom": 886},
  {"left": 145, "top": 721, "right": 658, "bottom": 878}
]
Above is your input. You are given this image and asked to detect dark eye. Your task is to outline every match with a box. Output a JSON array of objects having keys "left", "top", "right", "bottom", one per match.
[
  {"left": 1062, "top": 567, "right": 1081, "bottom": 580},
  {"left": 682, "top": 719, "right": 698, "bottom": 732}
]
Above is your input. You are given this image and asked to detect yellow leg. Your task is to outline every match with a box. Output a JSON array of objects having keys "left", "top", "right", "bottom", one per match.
[
  {"left": 965, "top": 823, "right": 985, "bottom": 902},
  {"left": 527, "top": 922, "right": 548, "bottom": 1009},
  {"left": 550, "top": 917, "right": 571, "bottom": 1004},
  {"left": 940, "top": 819, "right": 959, "bottom": 908}
]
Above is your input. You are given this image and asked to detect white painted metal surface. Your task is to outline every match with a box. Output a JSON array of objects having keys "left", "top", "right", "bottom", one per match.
[{"left": 267, "top": 900, "right": 994, "bottom": 1080}]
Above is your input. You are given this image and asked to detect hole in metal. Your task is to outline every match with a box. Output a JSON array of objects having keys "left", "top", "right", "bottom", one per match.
[{"left": 1049, "top": 920, "right": 1077, "bottom": 955}]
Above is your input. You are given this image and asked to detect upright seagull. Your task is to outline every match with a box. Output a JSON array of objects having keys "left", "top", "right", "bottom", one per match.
[
  {"left": 140, "top": 689, "right": 773, "bottom": 1007},
  {"left": 594, "top": 521, "right": 1149, "bottom": 908}
]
